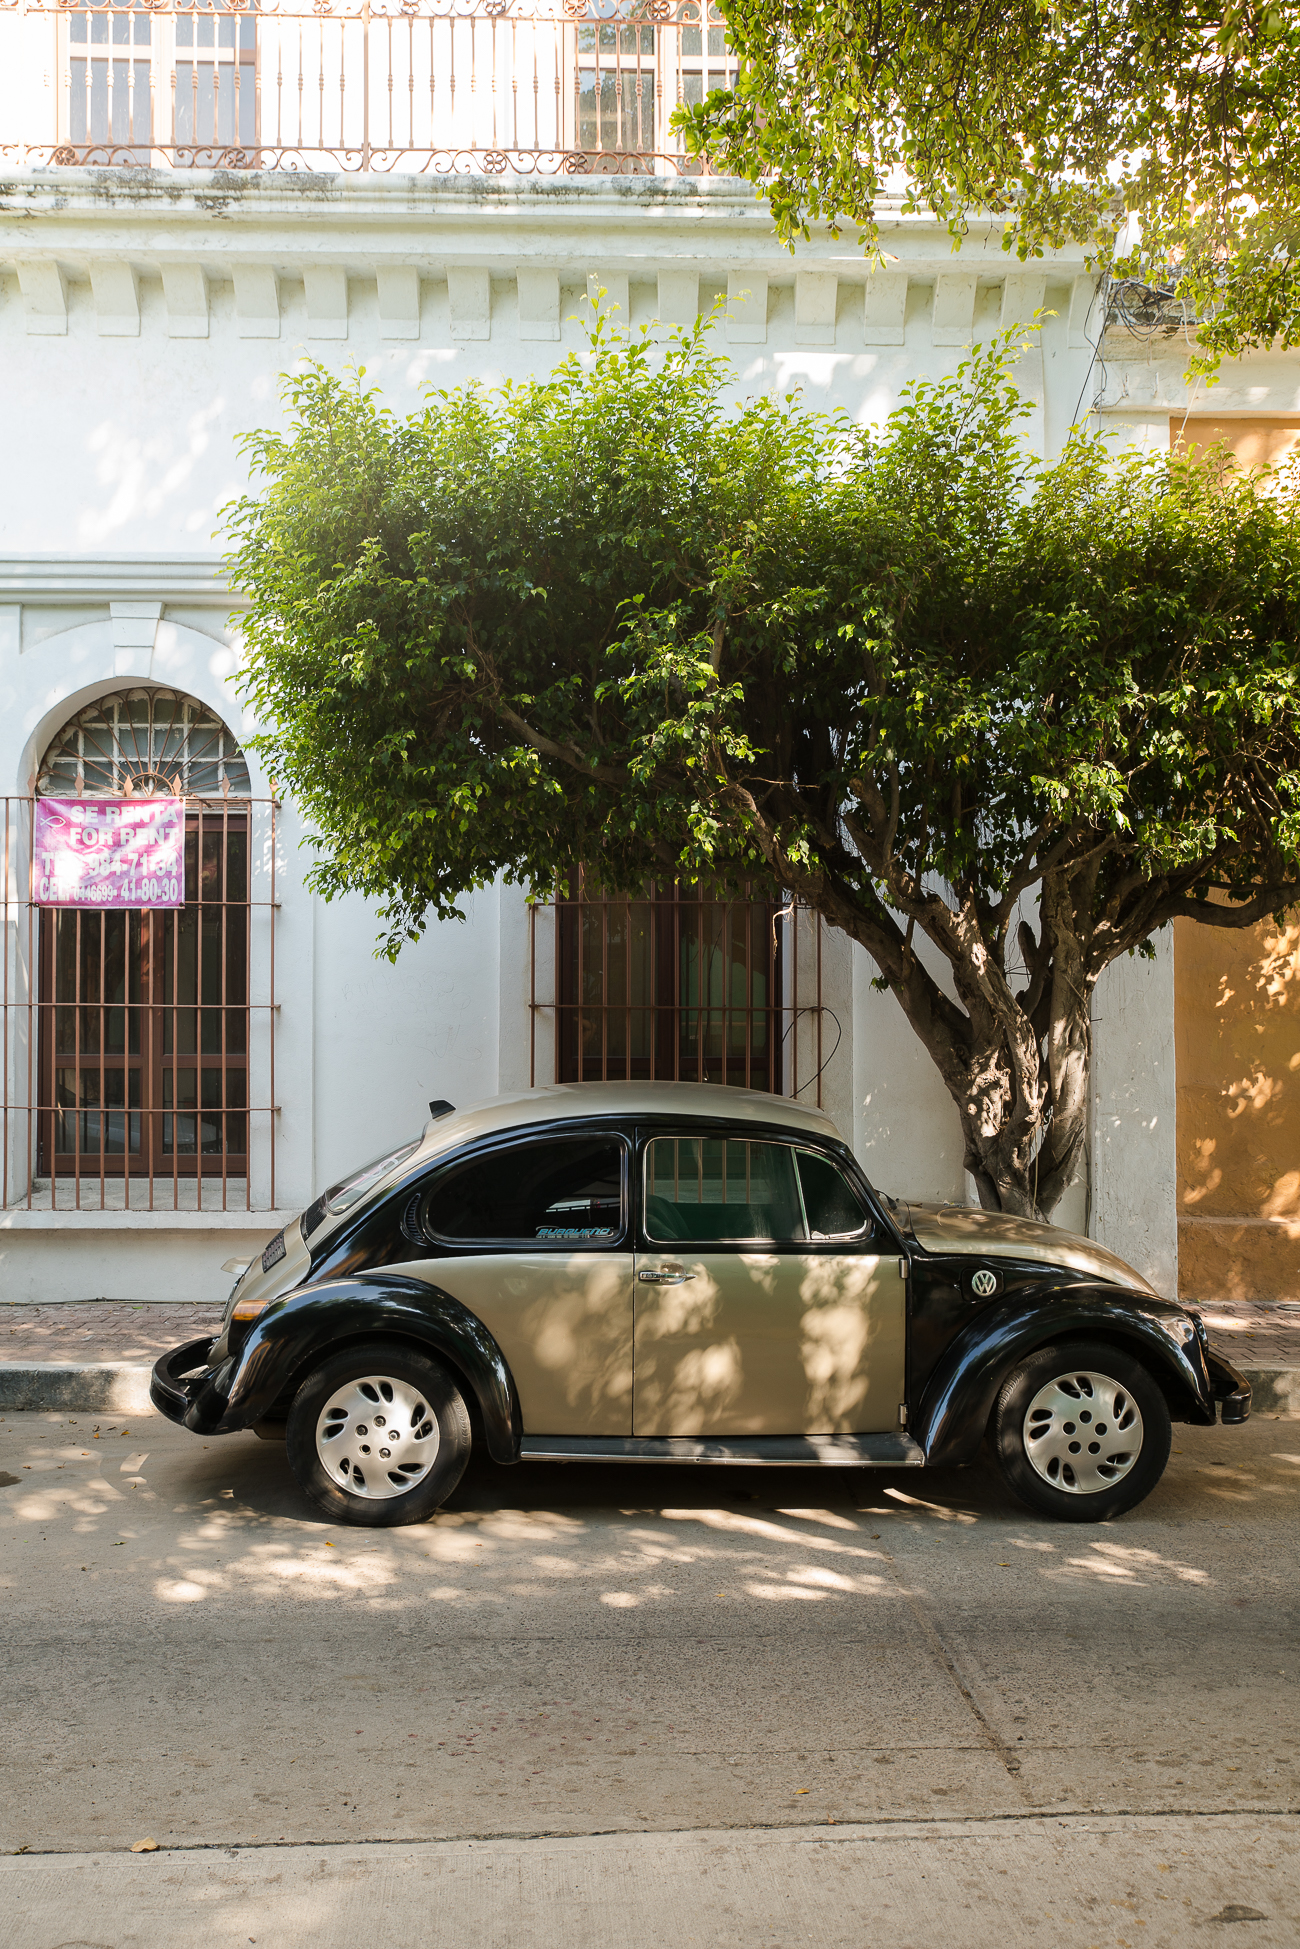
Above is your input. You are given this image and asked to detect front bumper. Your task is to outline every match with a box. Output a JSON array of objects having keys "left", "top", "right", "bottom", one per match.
[
  {"left": 1206, "top": 1346, "right": 1252, "bottom": 1425},
  {"left": 150, "top": 1336, "right": 238, "bottom": 1434}
]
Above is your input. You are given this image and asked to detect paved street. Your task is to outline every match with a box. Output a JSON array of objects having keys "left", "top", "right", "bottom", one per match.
[{"left": 1, "top": 1407, "right": 1297, "bottom": 1942}]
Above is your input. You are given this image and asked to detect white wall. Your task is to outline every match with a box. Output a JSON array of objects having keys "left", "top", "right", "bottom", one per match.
[
  {"left": 1091, "top": 929, "right": 1179, "bottom": 1295},
  {"left": 2, "top": 170, "right": 1298, "bottom": 1297}
]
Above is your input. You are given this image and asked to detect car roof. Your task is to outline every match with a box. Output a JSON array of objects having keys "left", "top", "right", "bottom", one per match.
[{"left": 416, "top": 1082, "right": 841, "bottom": 1164}]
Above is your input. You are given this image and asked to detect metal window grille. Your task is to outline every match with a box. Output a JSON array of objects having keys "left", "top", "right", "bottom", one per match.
[
  {"left": 37, "top": 687, "right": 252, "bottom": 800},
  {"left": 14, "top": 0, "right": 736, "bottom": 175},
  {"left": 529, "top": 870, "right": 827, "bottom": 1105},
  {"left": 1, "top": 693, "right": 278, "bottom": 1212}
]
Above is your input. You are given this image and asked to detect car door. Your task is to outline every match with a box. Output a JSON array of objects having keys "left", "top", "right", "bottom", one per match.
[
  {"left": 405, "top": 1130, "right": 634, "bottom": 1436},
  {"left": 633, "top": 1131, "right": 906, "bottom": 1438}
]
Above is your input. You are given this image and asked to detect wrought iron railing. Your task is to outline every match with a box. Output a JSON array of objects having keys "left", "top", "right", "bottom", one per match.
[{"left": 2, "top": 0, "right": 737, "bottom": 175}]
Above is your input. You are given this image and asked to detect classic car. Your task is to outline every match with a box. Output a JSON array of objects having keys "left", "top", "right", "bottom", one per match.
[{"left": 151, "top": 1082, "right": 1251, "bottom": 1527}]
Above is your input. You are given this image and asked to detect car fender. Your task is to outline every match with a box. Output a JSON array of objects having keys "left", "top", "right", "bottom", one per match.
[
  {"left": 194, "top": 1276, "right": 521, "bottom": 1464},
  {"left": 914, "top": 1283, "right": 1212, "bottom": 1469}
]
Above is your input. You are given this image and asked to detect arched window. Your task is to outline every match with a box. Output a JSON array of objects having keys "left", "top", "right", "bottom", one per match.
[
  {"left": 37, "top": 687, "right": 253, "bottom": 1187},
  {"left": 37, "top": 687, "right": 251, "bottom": 799}
]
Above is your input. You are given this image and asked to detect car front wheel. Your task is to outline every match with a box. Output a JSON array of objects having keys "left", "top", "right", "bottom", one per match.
[
  {"left": 286, "top": 1341, "right": 472, "bottom": 1526},
  {"left": 992, "top": 1338, "right": 1172, "bottom": 1522}
]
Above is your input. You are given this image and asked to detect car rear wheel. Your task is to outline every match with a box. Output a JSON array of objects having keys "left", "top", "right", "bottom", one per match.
[
  {"left": 286, "top": 1341, "right": 472, "bottom": 1527},
  {"left": 992, "top": 1338, "right": 1172, "bottom": 1522}
]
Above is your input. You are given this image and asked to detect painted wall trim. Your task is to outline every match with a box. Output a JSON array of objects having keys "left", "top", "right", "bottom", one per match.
[{"left": 0, "top": 556, "right": 240, "bottom": 606}]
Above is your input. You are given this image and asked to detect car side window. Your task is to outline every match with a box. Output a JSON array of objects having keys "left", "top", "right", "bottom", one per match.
[
  {"left": 422, "top": 1136, "right": 625, "bottom": 1247},
  {"left": 644, "top": 1136, "right": 806, "bottom": 1244},
  {"left": 795, "top": 1149, "right": 873, "bottom": 1240}
]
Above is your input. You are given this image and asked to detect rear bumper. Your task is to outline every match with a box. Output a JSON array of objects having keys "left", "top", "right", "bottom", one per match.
[
  {"left": 150, "top": 1337, "right": 239, "bottom": 1435},
  {"left": 1206, "top": 1347, "right": 1252, "bottom": 1425}
]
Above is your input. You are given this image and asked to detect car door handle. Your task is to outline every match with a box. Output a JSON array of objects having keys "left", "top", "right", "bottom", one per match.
[{"left": 637, "top": 1268, "right": 697, "bottom": 1285}]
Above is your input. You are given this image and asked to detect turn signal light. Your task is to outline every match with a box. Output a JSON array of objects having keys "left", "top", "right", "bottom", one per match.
[{"left": 231, "top": 1290, "right": 276, "bottom": 1327}]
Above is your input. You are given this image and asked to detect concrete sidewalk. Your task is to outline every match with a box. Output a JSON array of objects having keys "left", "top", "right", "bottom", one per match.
[
  {"left": 3, "top": 1816, "right": 1299, "bottom": 1949},
  {"left": 1, "top": 1297, "right": 1297, "bottom": 1414},
  {"left": 0, "top": 1300, "right": 223, "bottom": 1411}
]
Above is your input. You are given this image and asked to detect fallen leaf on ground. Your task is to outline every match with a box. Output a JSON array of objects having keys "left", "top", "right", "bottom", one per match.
[{"left": 130, "top": 1838, "right": 159, "bottom": 1853}]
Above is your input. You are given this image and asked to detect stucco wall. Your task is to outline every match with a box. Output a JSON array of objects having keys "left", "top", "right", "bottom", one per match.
[
  {"left": 1091, "top": 931, "right": 1179, "bottom": 1297},
  {"left": 1176, "top": 913, "right": 1300, "bottom": 1302}
]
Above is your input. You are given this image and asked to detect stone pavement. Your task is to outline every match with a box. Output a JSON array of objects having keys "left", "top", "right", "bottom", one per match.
[
  {"left": 0, "top": 1300, "right": 224, "bottom": 1364},
  {"left": 2, "top": 1296, "right": 1298, "bottom": 1368},
  {"left": 1193, "top": 1299, "right": 1300, "bottom": 1367}
]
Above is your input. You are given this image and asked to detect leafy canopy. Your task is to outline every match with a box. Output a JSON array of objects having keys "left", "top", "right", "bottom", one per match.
[
  {"left": 226, "top": 317, "right": 1300, "bottom": 1212},
  {"left": 674, "top": 0, "right": 1300, "bottom": 374}
]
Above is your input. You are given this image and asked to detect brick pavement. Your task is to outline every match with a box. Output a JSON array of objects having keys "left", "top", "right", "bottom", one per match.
[
  {"left": 1191, "top": 1299, "right": 1300, "bottom": 1367},
  {"left": 0, "top": 1302, "right": 224, "bottom": 1364},
  {"left": 1, "top": 1296, "right": 1297, "bottom": 1369}
]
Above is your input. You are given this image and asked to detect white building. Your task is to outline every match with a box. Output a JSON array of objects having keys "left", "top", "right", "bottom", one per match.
[{"left": 2, "top": 33, "right": 1299, "bottom": 1309}]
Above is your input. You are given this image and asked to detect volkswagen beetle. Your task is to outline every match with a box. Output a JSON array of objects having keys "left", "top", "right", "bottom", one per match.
[{"left": 151, "top": 1083, "right": 1251, "bottom": 1527}]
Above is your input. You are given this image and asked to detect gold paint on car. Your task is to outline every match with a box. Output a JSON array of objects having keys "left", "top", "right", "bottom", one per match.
[{"left": 905, "top": 1202, "right": 1157, "bottom": 1295}]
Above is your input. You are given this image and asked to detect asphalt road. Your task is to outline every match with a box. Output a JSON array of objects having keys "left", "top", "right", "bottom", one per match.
[{"left": 1, "top": 1407, "right": 1298, "bottom": 1943}]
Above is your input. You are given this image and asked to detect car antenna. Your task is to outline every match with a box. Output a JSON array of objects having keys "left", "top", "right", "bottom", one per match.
[{"left": 428, "top": 1099, "right": 455, "bottom": 1119}]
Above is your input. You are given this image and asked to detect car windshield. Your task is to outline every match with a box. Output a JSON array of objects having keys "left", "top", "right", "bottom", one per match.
[{"left": 324, "top": 1138, "right": 421, "bottom": 1216}]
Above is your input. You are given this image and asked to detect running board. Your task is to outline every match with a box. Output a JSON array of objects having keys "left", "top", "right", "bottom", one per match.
[{"left": 518, "top": 1433, "right": 926, "bottom": 1468}]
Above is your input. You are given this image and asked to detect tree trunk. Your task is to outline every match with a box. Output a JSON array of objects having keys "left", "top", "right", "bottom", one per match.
[{"left": 952, "top": 992, "right": 1092, "bottom": 1225}]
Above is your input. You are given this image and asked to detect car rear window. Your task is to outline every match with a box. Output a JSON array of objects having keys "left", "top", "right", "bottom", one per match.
[
  {"left": 423, "top": 1136, "right": 625, "bottom": 1246},
  {"left": 321, "top": 1138, "right": 422, "bottom": 1219}
]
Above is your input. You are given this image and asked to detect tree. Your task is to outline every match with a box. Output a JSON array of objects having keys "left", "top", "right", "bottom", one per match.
[
  {"left": 675, "top": 0, "right": 1300, "bottom": 374},
  {"left": 227, "top": 318, "right": 1300, "bottom": 1219}
]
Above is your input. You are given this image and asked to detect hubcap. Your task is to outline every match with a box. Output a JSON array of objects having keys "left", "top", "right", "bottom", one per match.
[
  {"left": 1022, "top": 1369, "right": 1143, "bottom": 1495},
  {"left": 315, "top": 1375, "right": 440, "bottom": 1500}
]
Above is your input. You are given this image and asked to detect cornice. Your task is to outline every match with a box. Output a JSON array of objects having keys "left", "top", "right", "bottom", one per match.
[
  {"left": 0, "top": 166, "right": 1080, "bottom": 276},
  {"left": 0, "top": 555, "right": 238, "bottom": 605}
]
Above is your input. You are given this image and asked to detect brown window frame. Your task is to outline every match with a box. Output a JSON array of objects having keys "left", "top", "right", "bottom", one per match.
[
  {"left": 37, "top": 802, "right": 251, "bottom": 1181},
  {"left": 547, "top": 870, "right": 796, "bottom": 1095}
]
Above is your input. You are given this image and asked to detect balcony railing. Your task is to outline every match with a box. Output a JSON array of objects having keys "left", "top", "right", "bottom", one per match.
[{"left": 2, "top": 0, "right": 737, "bottom": 174}]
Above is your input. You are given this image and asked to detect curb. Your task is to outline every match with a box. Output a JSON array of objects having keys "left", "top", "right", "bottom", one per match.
[
  {"left": 1, "top": 1361, "right": 1297, "bottom": 1419},
  {"left": 0, "top": 1363, "right": 155, "bottom": 1414},
  {"left": 1241, "top": 1366, "right": 1300, "bottom": 1416}
]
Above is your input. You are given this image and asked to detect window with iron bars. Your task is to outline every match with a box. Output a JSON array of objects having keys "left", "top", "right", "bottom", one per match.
[
  {"left": 2, "top": 687, "right": 279, "bottom": 1213},
  {"left": 530, "top": 869, "right": 827, "bottom": 1102}
]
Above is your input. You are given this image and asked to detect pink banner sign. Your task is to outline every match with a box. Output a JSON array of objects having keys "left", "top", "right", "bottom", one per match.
[{"left": 33, "top": 797, "right": 186, "bottom": 909}]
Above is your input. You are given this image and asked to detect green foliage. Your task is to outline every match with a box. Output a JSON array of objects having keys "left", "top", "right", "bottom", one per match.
[
  {"left": 674, "top": 0, "right": 1300, "bottom": 375},
  {"left": 226, "top": 315, "right": 1300, "bottom": 1213}
]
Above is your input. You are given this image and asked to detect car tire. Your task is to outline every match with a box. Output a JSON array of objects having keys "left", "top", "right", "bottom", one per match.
[
  {"left": 992, "top": 1337, "right": 1172, "bottom": 1523},
  {"left": 285, "top": 1340, "right": 472, "bottom": 1527}
]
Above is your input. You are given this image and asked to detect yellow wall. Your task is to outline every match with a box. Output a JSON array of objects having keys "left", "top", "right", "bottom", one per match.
[
  {"left": 1170, "top": 417, "right": 1300, "bottom": 1300},
  {"left": 1170, "top": 415, "right": 1300, "bottom": 474},
  {"left": 1176, "top": 915, "right": 1300, "bottom": 1300}
]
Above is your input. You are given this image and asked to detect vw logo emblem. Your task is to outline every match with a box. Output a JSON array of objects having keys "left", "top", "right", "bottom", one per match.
[{"left": 970, "top": 1269, "right": 998, "bottom": 1298}]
